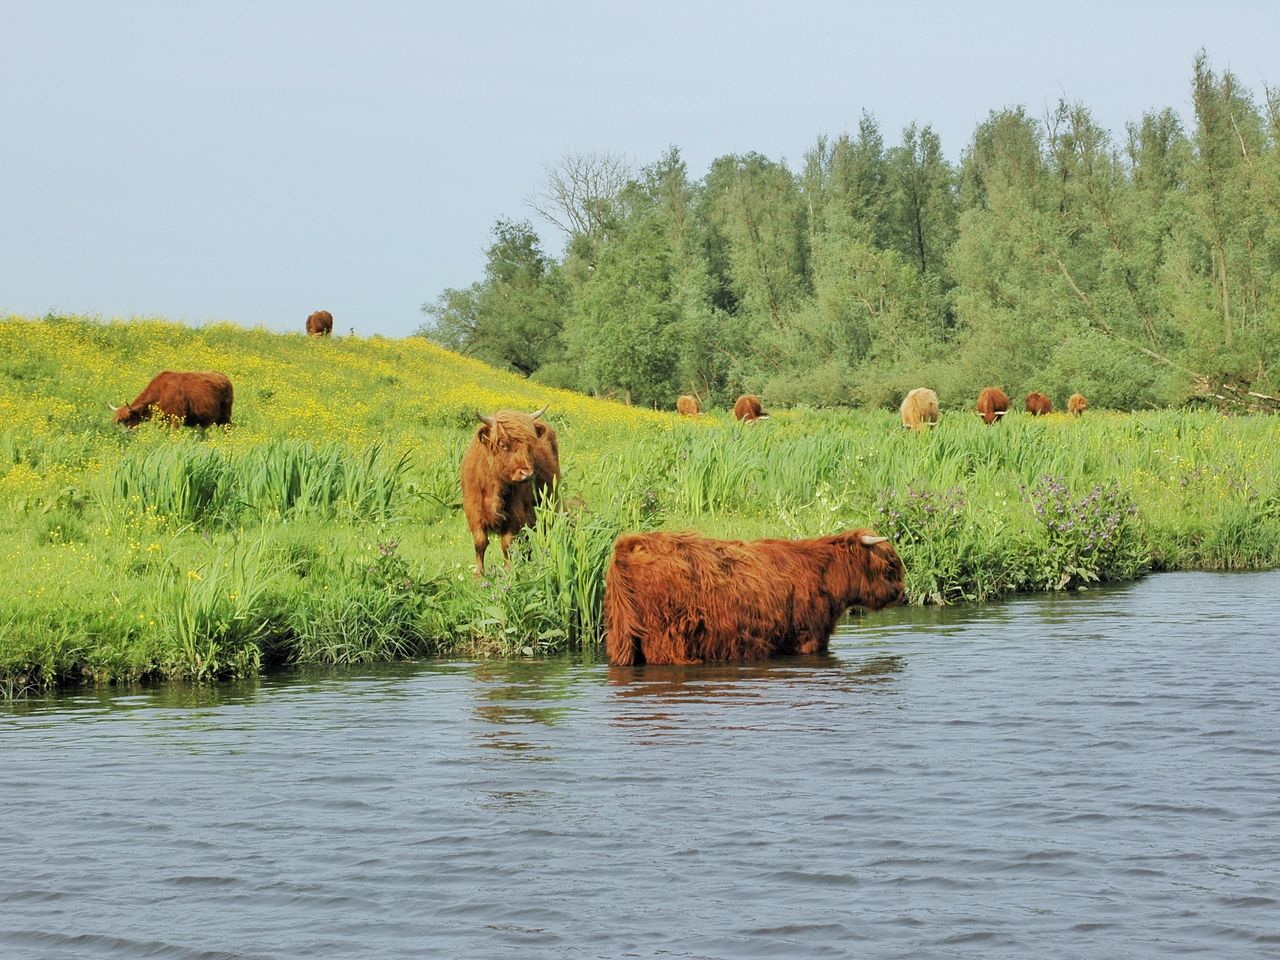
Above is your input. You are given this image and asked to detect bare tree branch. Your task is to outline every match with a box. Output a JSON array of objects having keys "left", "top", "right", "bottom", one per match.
[{"left": 530, "top": 151, "right": 632, "bottom": 241}]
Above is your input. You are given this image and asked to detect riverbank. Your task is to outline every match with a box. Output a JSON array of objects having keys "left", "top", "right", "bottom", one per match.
[{"left": 2, "top": 315, "right": 1279, "bottom": 695}]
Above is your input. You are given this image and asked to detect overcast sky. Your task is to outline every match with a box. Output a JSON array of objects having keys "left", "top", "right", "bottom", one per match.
[{"left": 3, "top": 1, "right": 1276, "bottom": 337}]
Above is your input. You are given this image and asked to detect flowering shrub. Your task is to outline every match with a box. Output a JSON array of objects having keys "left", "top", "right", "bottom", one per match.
[{"left": 1024, "top": 475, "right": 1147, "bottom": 589}]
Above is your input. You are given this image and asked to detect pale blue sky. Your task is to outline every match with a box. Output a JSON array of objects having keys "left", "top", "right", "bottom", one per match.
[{"left": 3, "top": 1, "right": 1276, "bottom": 337}]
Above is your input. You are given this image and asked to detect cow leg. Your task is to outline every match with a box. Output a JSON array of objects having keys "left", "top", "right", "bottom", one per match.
[
  {"left": 796, "top": 635, "right": 822, "bottom": 655},
  {"left": 471, "top": 529, "right": 489, "bottom": 578},
  {"left": 500, "top": 531, "right": 516, "bottom": 567}
]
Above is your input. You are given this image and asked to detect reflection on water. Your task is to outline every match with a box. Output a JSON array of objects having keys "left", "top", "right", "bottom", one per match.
[{"left": 4, "top": 571, "right": 1280, "bottom": 960}]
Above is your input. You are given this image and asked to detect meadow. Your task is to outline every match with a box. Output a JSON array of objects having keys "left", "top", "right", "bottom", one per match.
[{"left": 2, "top": 315, "right": 1278, "bottom": 696}]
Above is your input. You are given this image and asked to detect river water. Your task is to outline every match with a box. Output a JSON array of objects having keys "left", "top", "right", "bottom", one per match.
[{"left": 3, "top": 571, "right": 1279, "bottom": 959}]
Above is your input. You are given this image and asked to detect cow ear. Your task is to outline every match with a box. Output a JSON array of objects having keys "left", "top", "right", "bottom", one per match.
[
  {"left": 475, "top": 422, "right": 492, "bottom": 444},
  {"left": 534, "top": 421, "right": 550, "bottom": 438}
]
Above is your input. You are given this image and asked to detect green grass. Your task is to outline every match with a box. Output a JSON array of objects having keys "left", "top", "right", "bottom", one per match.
[{"left": 1, "top": 314, "right": 1279, "bottom": 695}]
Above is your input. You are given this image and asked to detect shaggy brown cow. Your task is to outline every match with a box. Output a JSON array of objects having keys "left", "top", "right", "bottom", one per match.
[
  {"left": 975, "top": 387, "right": 1009, "bottom": 425},
  {"left": 604, "top": 529, "right": 906, "bottom": 665},
  {"left": 733, "top": 394, "right": 767, "bottom": 422},
  {"left": 676, "top": 395, "right": 700, "bottom": 417},
  {"left": 306, "top": 310, "right": 333, "bottom": 336},
  {"left": 111, "top": 371, "right": 234, "bottom": 428},
  {"left": 460, "top": 406, "right": 560, "bottom": 576},
  {"left": 1025, "top": 392, "right": 1053, "bottom": 416},
  {"left": 1068, "top": 393, "right": 1088, "bottom": 416},
  {"left": 900, "top": 387, "right": 939, "bottom": 430}
]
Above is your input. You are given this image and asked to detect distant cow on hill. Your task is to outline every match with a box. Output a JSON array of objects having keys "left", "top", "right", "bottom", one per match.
[
  {"left": 306, "top": 310, "right": 333, "bottom": 336},
  {"left": 900, "top": 388, "right": 939, "bottom": 430},
  {"left": 604, "top": 529, "right": 906, "bottom": 665},
  {"left": 975, "top": 387, "right": 1009, "bottom": 425},
  {"left": 460, "top": 406, "right": 560, "bottom": 576},
  {"left": 733, "top": 394, "right": 767, "bottom": 422},
  {"left": 1025, "top": 392, "right": 1053, "bottom": 416},
  {"left": 111, "top": 371, "right": 234, "bottom": 428},
  {"left": 676, "top": 395, "right": 700, "bottom": 417},
  {"left": 1068, "top": 393, "right": 1088, "bottom": 416}
]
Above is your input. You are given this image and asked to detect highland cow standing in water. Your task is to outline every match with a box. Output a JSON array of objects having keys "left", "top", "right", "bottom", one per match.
[
  {"left": 306, "top": 310, "right": 333, "bottom": 336},
  {"left": 975, "top": 387, "right": 1009, "bottom": 425},
  {"left": 460, "top": 406, "right": 560, "bottom": 576},
  {"left": 676, "top": 395, "right": 700, "bottom": 417},
  {"left": 900, "top": 387, "right": 939, "bottom": 430},
  {"left": 604, "top": 529, "right": 906, "bottom": 665},
  {"left": 733, "top": 394, "right": 766, "bottom": 422},
  {"left": 111, "top": 371, "right": 234, "bottom": 428},
  {"left": 1025, "top": 392, "right": 1053, "bottom": 416},
  {"left": 1068, "top": 393, "right": 1088, "bottom": 416}
]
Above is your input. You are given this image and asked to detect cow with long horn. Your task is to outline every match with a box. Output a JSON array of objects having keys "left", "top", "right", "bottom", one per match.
[
  {"left": 604, "top": 529, "right": 906, "bottom": 665},
  {"left": 460, "top": 405, "right": 560, "bottom": 576},
  {"left": 975, "top": 387, "right": 1009, "bottom": 425}
]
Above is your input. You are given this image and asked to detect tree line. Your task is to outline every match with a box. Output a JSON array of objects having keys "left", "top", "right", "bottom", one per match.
[{"left": 418, "top": 55, "right": 1280, "bottom": 411}]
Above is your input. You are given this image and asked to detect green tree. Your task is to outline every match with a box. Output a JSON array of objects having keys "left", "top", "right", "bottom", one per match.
[
  {"left": 1164, "top": 53, "right": 1280, "bottom": 387},
  {"left": 569, "top": 215, "right": 679, "bottom": 406},
  {"left": 885, "top": 123, "right": 957, "bottom": 279},
  {"left": 702, "top": 153, "right": 809, "bottom": 330},
  {"left": 418, "top": 220, "right": 566, "bottom": 377}
]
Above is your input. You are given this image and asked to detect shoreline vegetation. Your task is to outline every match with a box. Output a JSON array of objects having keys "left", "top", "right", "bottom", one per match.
[{"left": 2, "top": 315, "right": 1279, "bottom": 697}]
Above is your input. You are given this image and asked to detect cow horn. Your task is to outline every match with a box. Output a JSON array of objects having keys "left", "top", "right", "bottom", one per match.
[
  {"left": 475, "top": 411, "right": 495, "bottom": 428},
  {"left": 994, "top": 409, "right": 1007, "bottom": 417},
  {"left": 108, "top": 403, "right": 120, "bottom": 412},
  {"left": 529, "top": 404, "right": 548, "bottom": 421},
  {"left": 860, "top": 534, "right": 889, "bottom": 546}
]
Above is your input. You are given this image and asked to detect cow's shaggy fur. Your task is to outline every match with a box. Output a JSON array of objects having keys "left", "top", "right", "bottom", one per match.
[
  {"left": 1025, "top": 392, "right": 1053, "bottom": 416},
  {"left": 604, "top": 529, "right": 906, "bottom": 665},
  {"left": 460, "top": 408, "right": 560, "bottom": 576},
  {"left": 976, "top": 387, "right": 1009, "bottom": 425},
  {"left": 1068, "top": 393, "right": 1087, "bottom": 416},
  {"left": 306, "top": 310, "right": 333, "bottom": 336},
  {"left": 900, "top": 387, "right": 939, "bottom": 430},
  {"left": 113, "top": 371, "right": 234, "bottom": 428},
  {"left": 733, "top": 394, "right": 766, "bottom": 422},
  {"left": 676, "top": 395, "right": 700, "bottom": 417}
]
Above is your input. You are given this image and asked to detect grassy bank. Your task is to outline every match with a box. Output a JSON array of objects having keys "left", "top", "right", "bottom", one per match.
[{"left": 2, "top": 315, "right": 1278, "bottom": 695}]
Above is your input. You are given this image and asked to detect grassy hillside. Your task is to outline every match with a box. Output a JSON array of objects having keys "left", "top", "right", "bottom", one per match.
[{"left": 2, "top": 315, "right": 1279, "bottom": 695}]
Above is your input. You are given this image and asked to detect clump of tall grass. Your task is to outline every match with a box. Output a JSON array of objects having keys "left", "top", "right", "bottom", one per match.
[
  {"left": 874, "top": 485, "right": 1032, "bottom": 604},
  {"left": 239, "top": 440, "right": 409, "bottom": 521},
  {"left": 285, "top": 538, "right": 448, "bottom": 665},
  {"left": 158, "top": 537, "right": 286, "bottom": 681},
  {"left": 455, "top": 484, "right": 641, "bottom": 657},
  {"left": 100, "top": 438, "right": 410, "bottom": 526}
]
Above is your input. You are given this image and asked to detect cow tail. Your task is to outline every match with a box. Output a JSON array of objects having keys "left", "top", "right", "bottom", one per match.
[{"left": 603, "top": 546, "right": 640, "bottom": 666}]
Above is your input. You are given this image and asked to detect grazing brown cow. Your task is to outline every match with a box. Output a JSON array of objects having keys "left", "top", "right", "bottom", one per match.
[
  {"left": 604, "top": 529, "right": 906, "bottom": 665},
  {"left": 460, "top": 406, "right": 560, "bottom": 576},
  {"left": 733, "top": 394, "right": 767, "bottom": 422},
  {"left": 900, "top": 387, "right": 939, "bottom": 430},
  {"left": 975, "top": 387, "right": 1009, "bottom": 425},
  {"left": 1025, "top": 392, "right": 1053, "bottom": 416},
  {"left": 111, "top": 371, "right": 234, "bottom": 428},
  {"left": 676, "top": 395, "right": 700, "bottom": 417},
  {"left": 306, "top": 310, "right": 333, "bottom": 336},
  {"left": 1068, "top": 393, "right": 1088, "bottom": 416}
]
